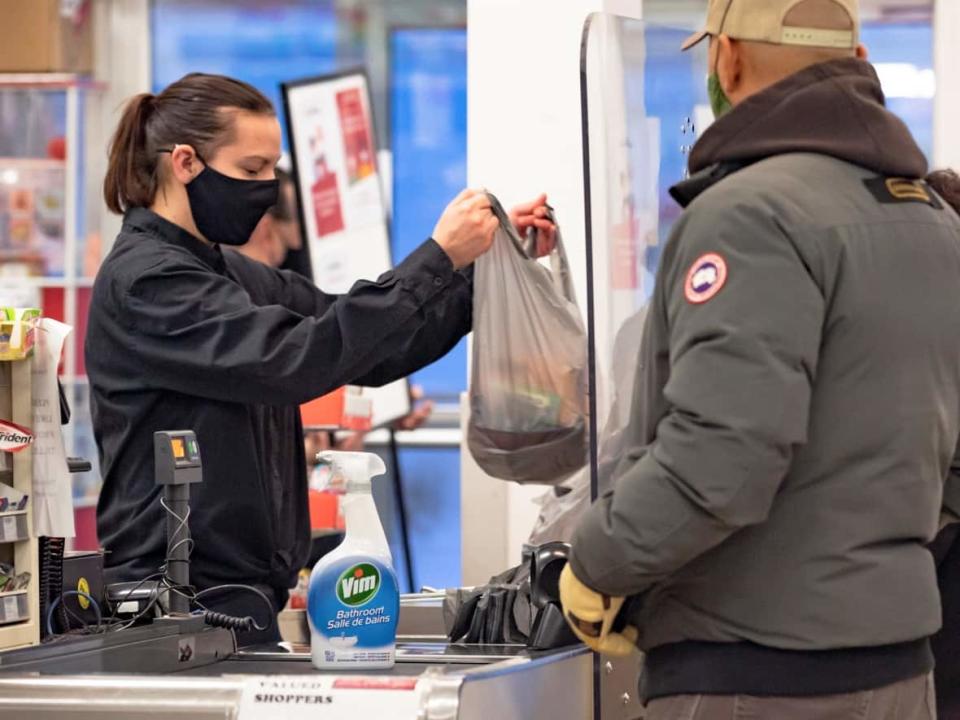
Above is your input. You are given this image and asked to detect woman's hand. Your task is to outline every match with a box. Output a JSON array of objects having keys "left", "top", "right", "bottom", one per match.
[
  {"left": 433, "top": 189, "right": 498, "bottom": 269},
  {"left": 510, "top": 193, "right": 556, "bottom": 257}
]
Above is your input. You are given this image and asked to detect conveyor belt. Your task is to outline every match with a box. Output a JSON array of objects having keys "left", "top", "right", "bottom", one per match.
[
  {"left": 177, "top": 642, "right": 520, "bottom": 676},
  {"left": 0, "top": 595, "right": 644, "bottom": 719}
]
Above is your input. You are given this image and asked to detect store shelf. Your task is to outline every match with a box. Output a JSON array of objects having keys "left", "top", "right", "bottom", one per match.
[
  {"left": 0, "top": 277, "right": 95, "bottom": 289},
  {"left": 0, "top": 74, "right": 106, "bottom": 90},
  {"left": 0, "top": 590, "right": 28, "bottom": 600},
  {"left": 361, "top": 427, "right": 462, "bottom": 447},
  {"left": 0, "top": 620, "right": 35, "bottom": 649},
  {"left": 0, "top": 72, "right": 103, "bottom": 649},
  {"left": 0, "top": 512, "right": 29, "bottom": 543},
  {"left": 0, "top": 591, "right": 30, "bottom": 625}
]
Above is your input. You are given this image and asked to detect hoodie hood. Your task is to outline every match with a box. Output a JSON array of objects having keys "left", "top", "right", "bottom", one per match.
[{"left": 688, "top": 58, "right": 927, "bottom": 179}]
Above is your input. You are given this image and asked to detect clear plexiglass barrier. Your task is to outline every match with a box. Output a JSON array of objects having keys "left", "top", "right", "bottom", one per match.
[
  {"left": 581, "top": 14, "right": 708, "bottom": 500},
  {"left": 530, "top": 14, "right": 708, "bottom": 544}
]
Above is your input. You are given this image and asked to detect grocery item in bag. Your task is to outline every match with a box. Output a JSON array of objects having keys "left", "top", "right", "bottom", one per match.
[{"left": 467, "top": 194, "right": 587, "bottom": 485}]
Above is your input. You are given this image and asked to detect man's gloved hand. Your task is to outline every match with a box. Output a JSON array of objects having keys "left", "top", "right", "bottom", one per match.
[{"left": 559, "top": 564, "right": 638, "bottom": 656}]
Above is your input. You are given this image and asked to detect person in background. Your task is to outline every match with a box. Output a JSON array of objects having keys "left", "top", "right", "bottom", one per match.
[
  {"left": 271, "top": 167, "right": 314, "bottom": 279},
  {"left": 560, "top": 1, "right": 960, "bottom": 718},
  {"left": 88, "top": 72, "right": 554, "bottom": 645}
]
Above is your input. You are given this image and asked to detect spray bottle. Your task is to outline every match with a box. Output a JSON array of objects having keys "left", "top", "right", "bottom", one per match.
[{"left": 307, "top": 451, "right": 399, "bottom": 670}]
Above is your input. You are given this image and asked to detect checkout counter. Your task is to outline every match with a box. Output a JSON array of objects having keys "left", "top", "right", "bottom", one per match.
[
  {"left": 0, "top": 426, "right": 644, "bottom": 720},
  {"left": 0, "top": 593, "right": 643, "bottom": 719}
]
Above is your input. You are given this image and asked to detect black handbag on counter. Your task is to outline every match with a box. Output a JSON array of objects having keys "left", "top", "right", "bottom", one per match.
[{"left": 443, "top": 542, "right": 579, "bottom": 650}]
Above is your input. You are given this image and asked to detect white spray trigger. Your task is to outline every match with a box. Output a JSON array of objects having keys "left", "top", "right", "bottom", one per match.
[{"left": 315, "top": 451, "right": 387, "bottom": 494}]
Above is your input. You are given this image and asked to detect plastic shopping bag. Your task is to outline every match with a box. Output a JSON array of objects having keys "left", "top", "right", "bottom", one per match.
[{"left": 467, "top": 194, "right": 588, "bottom": 485}]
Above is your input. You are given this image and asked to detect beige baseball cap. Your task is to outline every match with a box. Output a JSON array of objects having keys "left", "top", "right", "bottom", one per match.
[{"left": 682, "top": 0, "right": 859, "bottom": 51}]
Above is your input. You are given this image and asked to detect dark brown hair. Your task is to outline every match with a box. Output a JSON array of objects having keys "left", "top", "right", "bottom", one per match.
[
  {"left": 103, "top": 73, "right": 274, "bottom": 214},
  {"left": 927, "top": 169, "right": 960, "bottom": 215}
]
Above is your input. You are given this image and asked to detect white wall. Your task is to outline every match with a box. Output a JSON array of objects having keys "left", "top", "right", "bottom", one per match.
[
  {"left": 461, "top": 0, "right": 641, "bottom": 583},
  {"left": 93, "top": 0, "right": 151, "bottom": 252},
  {"left": 934, "top": 0, "right": 960, "bottom": 170}
]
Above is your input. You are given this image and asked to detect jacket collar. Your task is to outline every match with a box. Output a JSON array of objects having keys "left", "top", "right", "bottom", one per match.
[
  {"left": 122, "top": 207, "right": 227, "bottom": 273},
  {"left": 670, "top": 162, "right": 749, "bottom": 209}
]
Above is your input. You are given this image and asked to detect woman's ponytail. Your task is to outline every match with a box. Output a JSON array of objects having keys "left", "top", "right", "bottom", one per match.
[{"left": 103, "top": 93, "right": 157, "bottom": 215}]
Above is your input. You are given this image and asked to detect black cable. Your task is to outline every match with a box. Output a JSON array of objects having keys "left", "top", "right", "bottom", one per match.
[
  {"left": 110, "top": 592, "right": 165, "bottom": 633},
  {"left": 164, "top": 537, "right": 195, "bottom": 562},
  {"left": 192, "top": 584, "right": 274, "bottom": 632},
  {"left": 110, "top": 576, "right": 198, "bottom": 633},
  {"left": 62, "top": 602, "right": 89, "bottom": 632},
  {"left": 199, "top": 611, "right": 256, "bottom": 633},
  {"left": 46, "top": 591, "right": 103, "bottom": 637},
  {"left": 104, "top": 493, "right": 275, "bottom": 636},
  {"left": 104, "top": 572, "right": 163, "bottom": 626},
  {"left": 159, "top": 496, "right": 194, "bottom": 571},
  {"left": 163, "top": 579, "right": 196, "bottom": 607},
  {"left": 158, "top": 498, "right": 273, "bottom": 634},
  {"left": 103, "top": 572, "right": 165, "bottom": 632}
]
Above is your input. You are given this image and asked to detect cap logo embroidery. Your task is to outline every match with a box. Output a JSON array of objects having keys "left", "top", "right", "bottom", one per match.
[{"left": 685, "top": 253, "right": 728, "bottom": 304}]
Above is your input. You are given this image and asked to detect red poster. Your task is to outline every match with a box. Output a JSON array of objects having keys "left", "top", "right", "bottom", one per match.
[
  {"left": 336, "top": 88, "right": 376, "bottom": 185},
  {"left": 311, "top": 156, "right": 345, "bottom": 237}
]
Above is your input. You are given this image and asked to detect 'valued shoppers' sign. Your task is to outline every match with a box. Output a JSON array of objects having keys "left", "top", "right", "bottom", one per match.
[{"left": 237, "top": 676, "right": 420, "bottom": 720}]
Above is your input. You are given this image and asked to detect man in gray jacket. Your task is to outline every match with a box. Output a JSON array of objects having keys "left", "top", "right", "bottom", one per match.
[{"left": 560, "top": 0, "right": 960, "bottom": 717}]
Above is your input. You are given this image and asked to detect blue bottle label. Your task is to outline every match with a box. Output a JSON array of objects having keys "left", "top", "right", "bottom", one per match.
[{"left": 309, "top": 556, "right": 399, "bottom": 650}]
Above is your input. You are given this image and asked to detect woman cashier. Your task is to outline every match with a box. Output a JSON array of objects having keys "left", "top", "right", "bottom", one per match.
[{"left": 86, "top": 73, "right": 554, "bottom": 642}]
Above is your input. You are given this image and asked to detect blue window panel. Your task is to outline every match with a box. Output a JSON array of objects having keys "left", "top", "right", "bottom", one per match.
[
  {"left": 370, "top": 446, "right": 461, "bottom": 592},
  {"left": 390, "top": 28, "right": 468, "bottom": 399},
  {"left": 151, "top": 2, "right": 339, "bottom": 151},
  {"left": 368, "top": 450, "right": 411, "bottom": 593},
  {"left": 396, "top": 446, "right": 461, "bottom": 590}
]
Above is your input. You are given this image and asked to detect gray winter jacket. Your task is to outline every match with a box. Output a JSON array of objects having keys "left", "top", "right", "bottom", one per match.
[{"left": 570, "top": 58, "right": 960, "bottom": 675}]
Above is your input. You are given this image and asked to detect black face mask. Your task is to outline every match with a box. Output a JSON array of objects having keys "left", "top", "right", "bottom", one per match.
[{"left": 184, "top": 153, "right": 279, "bottom": 246}]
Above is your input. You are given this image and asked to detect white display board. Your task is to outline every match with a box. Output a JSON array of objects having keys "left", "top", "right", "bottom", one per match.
[{"left": 283, "top": 71, "right": 411, "bottom": 428}]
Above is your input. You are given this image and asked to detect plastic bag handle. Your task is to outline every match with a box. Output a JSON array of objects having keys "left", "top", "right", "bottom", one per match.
[
  {"left": 485, "top": 192, "right": 579, "bottom": 307},
  {"left": 544, "top": 209, "right": 578, "bottom": 306}
]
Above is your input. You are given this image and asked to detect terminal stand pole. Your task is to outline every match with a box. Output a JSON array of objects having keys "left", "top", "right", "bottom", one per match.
[
  {"left": 164, "top": 482, "right": 191, "bottom": 615},
  {"left": 154, "top": 431, "right": 203, "bottom": 617}
]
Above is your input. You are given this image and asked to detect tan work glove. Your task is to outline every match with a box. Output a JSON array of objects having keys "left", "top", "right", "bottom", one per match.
[{"left": 559, "top": 564, "right": 638, "bottom": 657}]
